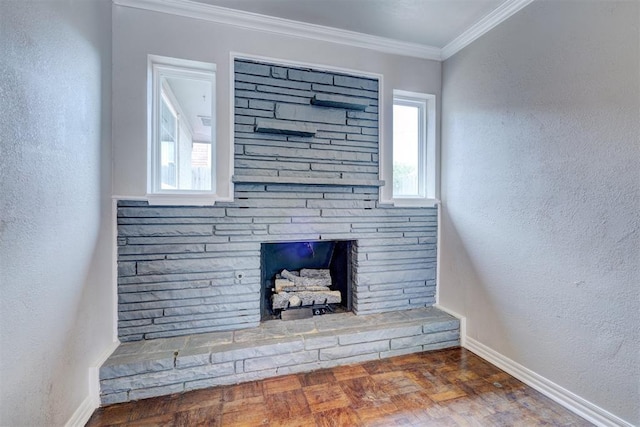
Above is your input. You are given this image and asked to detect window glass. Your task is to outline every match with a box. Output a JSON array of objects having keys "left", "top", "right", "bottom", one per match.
[
  {"left": 393, "top": 103, "right": 421, "bottom": 197},
  {"left": 392, "top": 95, "right": 427, "bottom": 199},
  {"left": 384, "top": 89, "right": 436, "bottom": 205},
  {"left": 191, "top": 142, "right": 212, "bottom": 190}
]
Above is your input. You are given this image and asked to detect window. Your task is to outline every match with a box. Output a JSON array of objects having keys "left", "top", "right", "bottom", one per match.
[
  {"left": 393, "top": 98, "right": 424, "bottom": 197},
  {"left": 148, "top": 55, "right": 217, "bottom": 204},
  {"left": 383, "top": 90, "right": 437, "bottom": 206}
]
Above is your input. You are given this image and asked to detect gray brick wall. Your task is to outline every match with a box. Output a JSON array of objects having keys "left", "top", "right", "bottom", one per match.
[
  {"left": 116, "top": 60, "right": 437, "bottom": 342},
  {"left": 234, "top": 59, "right": 379, "bottom": 184}
]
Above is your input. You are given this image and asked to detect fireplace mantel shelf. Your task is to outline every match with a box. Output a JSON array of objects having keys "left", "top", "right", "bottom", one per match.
[{"left": 232, "top": 175, "right": 385, "bottom": 187}]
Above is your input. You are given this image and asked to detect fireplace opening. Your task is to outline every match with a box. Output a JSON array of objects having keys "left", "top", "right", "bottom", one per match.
[{"left": 260, "top": 240, "right": 354, "bottom": 321}]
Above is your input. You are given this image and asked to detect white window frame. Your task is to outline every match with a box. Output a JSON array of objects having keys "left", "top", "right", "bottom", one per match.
[
  {"left": 147, "top": 55, "right": 218, "bottom": 206},
  {"left": 381, "top": 90, "right": 438, "bottom": 207}
]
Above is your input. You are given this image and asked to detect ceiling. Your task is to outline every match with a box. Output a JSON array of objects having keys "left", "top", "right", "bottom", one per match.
[{"left": 193, "top": 0, "right": 506, "bottom": 49}]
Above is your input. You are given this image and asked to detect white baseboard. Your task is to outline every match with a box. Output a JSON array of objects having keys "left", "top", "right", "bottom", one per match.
[
  {"left": 433, "top": 304, "right": 467, "bottom": 347},
  {"left": 64, "top": 319, "right": 632, "bottom": 426},
  {"left": 65, "top": 340, "right": 120, "bottom": 427},
  {"left": 64, "top": 396, "right": 95, "bottom": 427},
  {"left": 464, "top": 336, "right": 634, "bottom": 427}
]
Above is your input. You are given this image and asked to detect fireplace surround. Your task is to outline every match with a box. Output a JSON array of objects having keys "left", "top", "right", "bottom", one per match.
[
  {"left": 115, "top": 59, "right": 437, "bottom": 342},
  {"left": 102, "top": 58, "right": 449, "bottom": 406},
  {"left": 116, "top": 195, "right": 437, "bottom": 341}
]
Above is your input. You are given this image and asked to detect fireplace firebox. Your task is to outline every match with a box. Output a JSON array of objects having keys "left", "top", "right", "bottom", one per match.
[{"left": 260, "top": 240, "right": 354, "bottom": 320}]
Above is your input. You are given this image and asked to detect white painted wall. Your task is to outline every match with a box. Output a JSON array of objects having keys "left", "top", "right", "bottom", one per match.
[
  {"left": 111, "top": 4, "right": 441, "bottom": 200},
  {"left": 440, "top": 1, "right": 639, "bottom": 424},
  {"left": 0, "top": 1, "right": 115, "bottom": 425}
]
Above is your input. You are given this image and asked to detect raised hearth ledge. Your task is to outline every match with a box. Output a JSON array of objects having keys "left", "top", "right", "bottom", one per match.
[
  {"left": 99, "top": 307, "right": 459, "bottom": 405},
  {"left": 232, "top": 175, "right": 385, "bottom": 187}
]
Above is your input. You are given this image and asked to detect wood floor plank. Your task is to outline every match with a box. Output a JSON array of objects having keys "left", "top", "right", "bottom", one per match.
[
  {"left": 302, "top": 383, "right": 351, "bottom": 413},
  {"left": 85, "top": 348, "right": 594, "bottom": 427},
  {"left": 262, "top": 374, "right": 303, "bottom": 395},
  {"left": 125, "top": 412, "right": 176, "bottom": 427},
  {"left": 428, "top": 388, "right": 468, "bottom": 402},
  {"left": 172, "top": 407, "right": 223, "bottom": 427},
  {"left": 360, "top": 359, "right": 397, "bottom": 375},
  {"left": 353, "top": 403, "right": 403, "bottom": 424},
  {"left": 127, "top": 395, "right": 178, "bottom": 423},
  {"left": 390, "top": 389, "right": 436, "bottom": 411},
  {"left": 337, "top": 376, "right": 393, "bottom": 410},
  {"left": 390, "top": 352, "right": 430, "bottom": 367},
  {"left": 370, "top": 371, "right": 422, "bottom": 396},
  {"left": 356, "top": 410, "right": 423, "bottom": 427},
  {"left": 176, "top": 386, "right": 223, "bottom": 412},
  {"left": 270, "top": 413, "right": 317, "bottom": 427},
  {"left": 298, "top": 369, "right": 337, "bottom": 387},
  {"left": 266, "top": 389, "right": 311, "bottom": 420},
  {"left": 221, "top": 394, "right": 264, "bottom": 414},
  {"left": 220, "top": 406, "right": 269, "bottom": 426},
  {"left": 330, "top": 364, "right": 369, "bottom": 382},
  {"left": 85, "top": 401, "right": 136, "bottom": 425},
  {"left": 314, "top": 407, "right": 361, "bottom": 427},
  {"left": 222, "top": 380, "right": 263, "bottom": 402}
]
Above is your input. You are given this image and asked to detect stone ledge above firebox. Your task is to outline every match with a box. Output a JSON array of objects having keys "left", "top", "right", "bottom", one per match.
[{"left": 99, "top": 307, "right": 460, "bottom": 405}]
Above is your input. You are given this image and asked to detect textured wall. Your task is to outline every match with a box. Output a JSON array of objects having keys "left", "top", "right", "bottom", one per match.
[
  {"left": 0, "top": 0, "right": 114, "bottom": 425},
  {"left": 440, "top": 1, "right": 639, "bottom": 424},
  {"left": 116, "top": 60, "right": 437, "bottom": 342}
]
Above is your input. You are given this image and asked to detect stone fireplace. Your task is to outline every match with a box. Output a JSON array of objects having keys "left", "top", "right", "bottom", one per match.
[
  {"left": 102, "top": 59, "right": 454, "bottom": 405},
  {"left": 115, "top": 59, "right": 438, "bottom": 343},
  {"left": 116, "top": 191, "right": 436, "bottom": 342}
]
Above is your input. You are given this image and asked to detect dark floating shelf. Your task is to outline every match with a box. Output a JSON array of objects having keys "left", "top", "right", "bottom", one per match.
[
  {"left": 311, "top": 93, "right": 370, "bottom": 111},
  {"left": 255, "top": 118, "right": 317, "bottom": 137}
]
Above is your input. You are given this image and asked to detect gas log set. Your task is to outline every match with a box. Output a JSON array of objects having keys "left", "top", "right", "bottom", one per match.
[{"left": 271, "top": 268, "right": 341, "bottom": 314}]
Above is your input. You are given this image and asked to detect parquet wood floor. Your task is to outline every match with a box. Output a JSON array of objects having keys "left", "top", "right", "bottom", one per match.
[{"left": 86, "top": 348, "right": 592, "bottom": 426}]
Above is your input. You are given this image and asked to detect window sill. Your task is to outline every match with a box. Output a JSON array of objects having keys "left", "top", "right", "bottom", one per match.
[
  {"left": 379, "top": 198, "right": 440, "bottom": 208},
  {"left": 146, "top": 193, "right": 232, "bottom": 206}
]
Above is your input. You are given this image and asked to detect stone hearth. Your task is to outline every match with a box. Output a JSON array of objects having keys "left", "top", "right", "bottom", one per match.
[{"left": 100, "top": 307, "right": 459, "bottom": 405}]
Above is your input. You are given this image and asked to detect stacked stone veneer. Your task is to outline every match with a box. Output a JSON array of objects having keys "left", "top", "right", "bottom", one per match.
[
  {"left": 116, "top": 59, "right": 437, "bottom": 342},
  {"left": 233, "top": 59, "right": 380, "bottom": 185}
]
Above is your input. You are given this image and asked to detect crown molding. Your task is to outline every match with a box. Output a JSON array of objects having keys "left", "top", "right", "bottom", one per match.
[
  {"left": 114, "top": 0, "right": 536, "bottom": 62},
  {"left": 113, "top": 0, "right": 443, "bottom": 60},
  {"left": 441, "top": 0, "right": 536, "bottom": 60}
]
